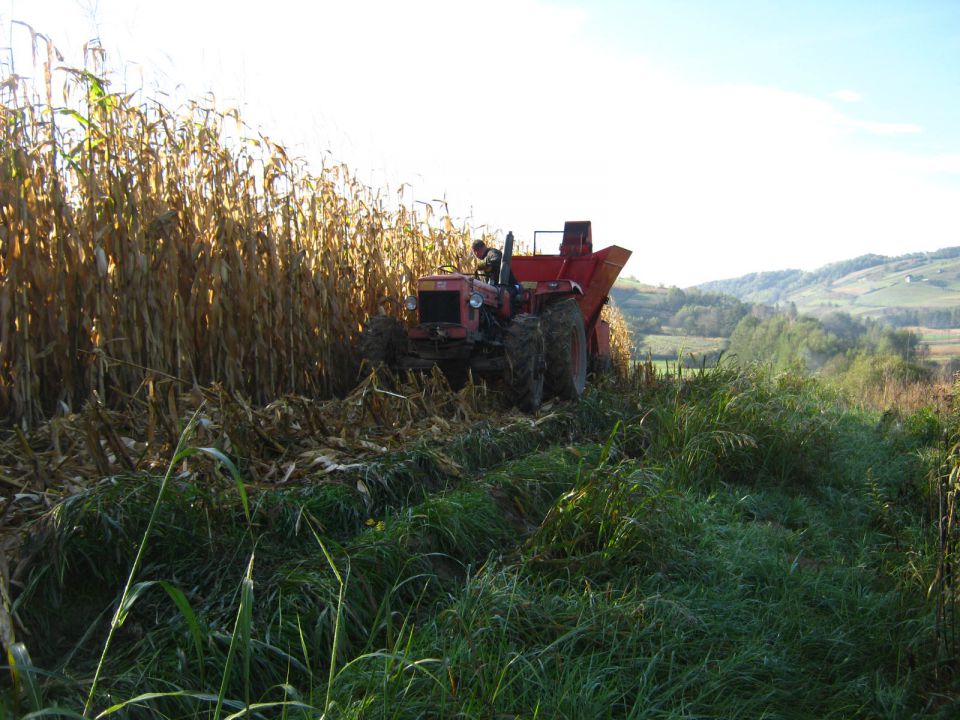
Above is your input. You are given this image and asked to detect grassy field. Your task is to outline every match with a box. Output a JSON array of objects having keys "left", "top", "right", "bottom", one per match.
[
  {"left": 4, "top": 367, "right": 958, "bottom": 718},
  {"left": 853, "top": 281, "right": 960, "bottom": 309}
]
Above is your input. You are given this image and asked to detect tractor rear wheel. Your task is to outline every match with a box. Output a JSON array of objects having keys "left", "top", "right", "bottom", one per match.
[
  {"left": 543, "top": 299, "right": 587, "bottom": 400},
  {"left": 590, "top": 354, "right": 613, "bottom": 376},
  {"left": 505, "top": 314, "right": 545, "bottom": 412},
  {"left": 360, "top": 315, "right": 407, "bottom": 370}
]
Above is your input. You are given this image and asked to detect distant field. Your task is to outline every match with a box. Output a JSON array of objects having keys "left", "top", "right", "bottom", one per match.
[
  {"left": 611, "top": 280, "right": 669, "bottom": 315},
  {"left": 616, "top": 278, "right": 667, "bottom": 293},
  {"left": 647, "top": 358, "right": 719, "bottom": 375},
  {"left": 908, "top": 326, "right": 960, "bottom": 360},
  {"left": 854, "top": 281, "right": 960, "bottom": 309},
  {"left": 791, "top": 278, "right": 960, "bottom": 316},
  {"left": 636, "top": 333, "right": 726, "bottom": 360},
  {"left": 636, "top": 327, "right": 960, "bottom": 366},
  {"left": 827, "top": 284, "right": 873, "bottom": 297}
]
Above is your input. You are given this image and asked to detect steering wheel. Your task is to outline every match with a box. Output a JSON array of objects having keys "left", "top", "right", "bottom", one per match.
[{"left": 436, "top": 264, "right": 459, "bottom": 273}]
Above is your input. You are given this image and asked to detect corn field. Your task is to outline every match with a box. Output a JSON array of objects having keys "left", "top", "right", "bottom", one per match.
[
  {"left": 0, "top": 37, "right": 482, "bottom": 428},
  {"left": 934, "top": 438, "right": 960, "bottom": 679}
]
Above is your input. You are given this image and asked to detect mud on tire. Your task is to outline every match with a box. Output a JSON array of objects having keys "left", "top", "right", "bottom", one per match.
[
  {"left": 360, "top": 315, "right": 407, "bottom": 370},
  {"left": 542, "top": 299, "right": 587, "bottom": 400},
  {"left": 505, "top": 314, "right": 545, "bottom": 412}
]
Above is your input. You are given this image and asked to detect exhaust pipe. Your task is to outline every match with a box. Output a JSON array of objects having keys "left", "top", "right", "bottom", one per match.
[{"left": 498, "top": 231, "right": 514, "bottom": 286}]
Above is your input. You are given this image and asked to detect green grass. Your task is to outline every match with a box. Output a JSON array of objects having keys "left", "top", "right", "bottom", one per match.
[
  {"left": 329, "top": 369, "right": 944, "bottom": 718},
  {"left": 855, "top": 281, "right": 960, "bottom": 309},
  {"left": 6, "top": 368, "right": 956, "bottom": 718}
]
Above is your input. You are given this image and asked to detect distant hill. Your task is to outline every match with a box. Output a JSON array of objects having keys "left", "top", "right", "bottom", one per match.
[{"left": 696, "top": 247, "right": 960, "bottom": 327}]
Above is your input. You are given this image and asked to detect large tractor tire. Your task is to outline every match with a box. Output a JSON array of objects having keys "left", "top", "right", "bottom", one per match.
[
  {"left": 359, "top": 315, "right": 407, "bottom": 370},
  {"left": 505, "top": 314, "right": 545, "bottom": 412},
  {"left": 542, "top": 299, "right": 587, "bottom": 400}
]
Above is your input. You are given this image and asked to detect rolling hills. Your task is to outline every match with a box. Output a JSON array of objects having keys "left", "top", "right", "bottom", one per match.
[
  {"left": 613, "top": 246, "right": 960, "bottom": 367},
  {"left": 697, "top": 247, "right": 960, "bottom": 322}
]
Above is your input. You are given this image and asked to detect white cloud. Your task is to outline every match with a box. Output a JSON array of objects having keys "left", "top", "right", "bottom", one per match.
[
  {"left": 905, "top": 154, "right": 960, "bottom": 176},
  {"left": 844, "top": 119, "right": 923, "bottom": 136},
  {"left": 830, "top": 89, "right": 863, "bottom": 103}
]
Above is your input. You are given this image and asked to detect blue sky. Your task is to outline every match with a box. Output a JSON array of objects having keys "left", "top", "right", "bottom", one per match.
[
  {"left": 5, "top": 1, "right": 960, "bottom": 286},
  {"left": 586, "top": 0, "right": 960, "bottom": 151}
]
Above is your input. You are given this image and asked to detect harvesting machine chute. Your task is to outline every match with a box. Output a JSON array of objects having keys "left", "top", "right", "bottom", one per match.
[
  {"left": 360, "top": 220, "right": 631, "bottom": 411},
  {"left": 511, "top": 221, "right": 632, "bottom": 370}
]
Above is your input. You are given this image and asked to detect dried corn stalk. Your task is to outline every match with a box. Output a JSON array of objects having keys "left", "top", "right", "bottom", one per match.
[{"left": 0, "top": 36, "right": 493, "bottom": 427}]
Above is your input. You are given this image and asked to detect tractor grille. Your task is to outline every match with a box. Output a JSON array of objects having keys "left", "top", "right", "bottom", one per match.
[{"left": 419, "top": 291, "right": 461, "bottom": 324}]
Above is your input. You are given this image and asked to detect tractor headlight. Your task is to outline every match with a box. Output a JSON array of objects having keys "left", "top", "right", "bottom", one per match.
[
  {"left": 404, "top": 295, "right": 418, "bottom": 311},
  {"left": 468, "top": 292, "right": 483, "bottom": 309}
]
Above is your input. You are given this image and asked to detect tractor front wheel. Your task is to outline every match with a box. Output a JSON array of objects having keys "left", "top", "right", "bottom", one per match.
[
  {"left": 439, "top": 361, "right": 469, "bottom": 390},
  {"left": 360, "top": 315, "right": 407, "bottom": 371},
  {"left": 543, "top": 299, "right": 587, "bottom": 400},
  {"left": 505, "top": 314, "right": 545, "bottom": 412}
]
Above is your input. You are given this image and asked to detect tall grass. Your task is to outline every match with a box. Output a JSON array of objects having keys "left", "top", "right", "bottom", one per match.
[
  {"left": 327, "top": 368, "right": 942, "bottom": 718},
  {"left": 8, "top": 367, "right": 951, "bottom": 717},
  {"left": 8, "top": 388, "right": 625, "bottom": 714},
  {"left": 629, "top": 360, "right": 837, "bottom": 488}
]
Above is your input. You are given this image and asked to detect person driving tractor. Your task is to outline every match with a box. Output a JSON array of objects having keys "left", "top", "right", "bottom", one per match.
[{"left": 472, "top": 239, "right": 518, "bottom": 287}]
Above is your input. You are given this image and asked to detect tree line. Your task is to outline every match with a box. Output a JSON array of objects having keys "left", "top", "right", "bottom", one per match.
[
  {"left": 727, "top": 310, "right": 929, "bottom": 386},
  {"left": 610, "top": 286, "right": 750, "bottom": 338}
]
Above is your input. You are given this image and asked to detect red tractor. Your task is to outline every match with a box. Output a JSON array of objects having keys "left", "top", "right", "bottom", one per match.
[{"left": 360, "top": 221, "right": 632, "bottom": 411}]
